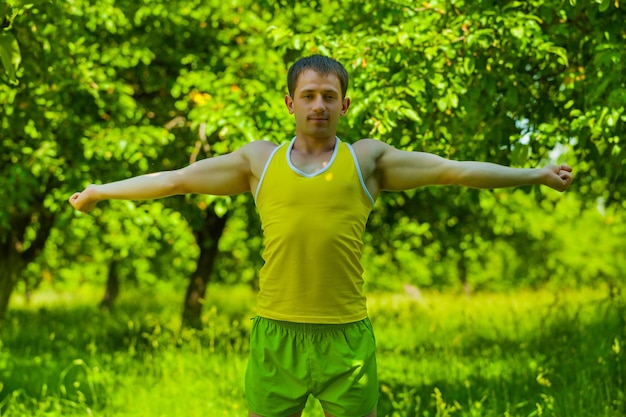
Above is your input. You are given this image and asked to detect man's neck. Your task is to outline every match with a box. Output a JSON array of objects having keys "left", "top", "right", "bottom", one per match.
[{"left": 292, "top": 135, "right": 337, "bottom": 156}]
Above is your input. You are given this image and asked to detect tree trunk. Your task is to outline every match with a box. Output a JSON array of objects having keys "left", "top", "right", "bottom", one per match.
[
  {"left": 458, "top": 256, "right": 472, "bottom": 295},
  {"left": 182, "top": 210, "right": 229, "bottom": 329},
  {"left": 0, "top": 261, "right": 19, "bottom": 326},
  {"left": 0, "top": 210, "right": 54, "bottom": 324},
  {"left": 100, "top": 260, "right": 120, "bottom": 310}
]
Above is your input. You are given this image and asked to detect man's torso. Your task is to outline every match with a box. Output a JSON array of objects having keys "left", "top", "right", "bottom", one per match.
[
  {"left": 253, "top": 138, "right": 374, "bottom": 323},
  {"left": 244, "top": 137, "right": 383, "bottom": 201}
]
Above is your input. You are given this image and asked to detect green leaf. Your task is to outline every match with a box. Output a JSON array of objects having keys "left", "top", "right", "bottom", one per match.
[
  {"left": 548, "top": 45, "right": 569, "bottom": 67},
  {"left": 448, "top": 92, "right": 459, "bottom": 109},
  {"left": 398, "top": 107, "right": 421, "bottom": 122},
  {"left": 599, "top": 0, "right": 611, "bottom": 12},
  {"left": 436, "top": 97, "right": 448, "bottom": 112},
  {"left": 511, "top": 26, "right": 525, "bottom": 39},
  {"left": 0, "top": 33, "right": 20, "bottom": 83},
  {"left": 463, "top": 56, "right": 475, "bottom": 75}
]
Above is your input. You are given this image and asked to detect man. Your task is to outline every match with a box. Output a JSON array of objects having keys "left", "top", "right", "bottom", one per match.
[{"left": 69, "top": 55, "right": 573, "bottom": 417}]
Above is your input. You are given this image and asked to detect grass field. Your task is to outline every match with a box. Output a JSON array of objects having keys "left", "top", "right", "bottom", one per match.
[{"left": 1, "top": 283, "right": 624, "bottom": 417}]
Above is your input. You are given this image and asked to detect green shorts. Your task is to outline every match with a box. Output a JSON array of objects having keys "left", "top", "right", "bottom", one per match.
[{"left": 245, "top": 316, "right": 378, "bottom": 417}]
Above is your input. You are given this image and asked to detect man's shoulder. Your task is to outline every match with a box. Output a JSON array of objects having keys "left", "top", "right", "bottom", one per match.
[
  {"left": 347, "top": 139, "right": 391, "bottom": 188},
  {"left": 239, "top": 140, "right": 281, "bottom": 176},
  {"left": 243, "top": 140, "right": 280, "bottom": 152},
  {"left": 351, "top": 138, "right": 390, "bottom": 161},
  {"left": 240, "top": 140, "right": 280, "bottom": 159}
]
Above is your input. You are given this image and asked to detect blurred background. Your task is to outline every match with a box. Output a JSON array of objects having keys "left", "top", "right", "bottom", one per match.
[{"left": 1, "top": 0, "right": 624, "bottom": 416}]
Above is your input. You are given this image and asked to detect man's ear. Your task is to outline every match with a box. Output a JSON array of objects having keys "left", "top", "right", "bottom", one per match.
[
  {"left": 341, "top": 97, "right": 351, "bottom": 116},
  {"left": 285, "top": 95, "right": 294, "bottom": 114}
]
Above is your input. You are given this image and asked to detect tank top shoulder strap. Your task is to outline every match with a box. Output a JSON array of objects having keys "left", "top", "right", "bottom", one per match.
[
  {"left": 254, "top": 142, "right": 287, "bottom": 201},
  {"left": 344, "top": 142, "right": 375, "bottom": 207}
]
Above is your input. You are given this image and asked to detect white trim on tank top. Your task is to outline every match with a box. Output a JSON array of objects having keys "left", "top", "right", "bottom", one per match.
[
  {"left": 254, "top": 137, "right": 376, "bottom": 208},
  {"left": 286, "top": 136, "right": 339, "bottom": 178},
  {"left": 254, "top": 143, "right": 284, "bottom": 202},
  {"left": 345, "top": 143, "right": 376, "bottom": 207}
]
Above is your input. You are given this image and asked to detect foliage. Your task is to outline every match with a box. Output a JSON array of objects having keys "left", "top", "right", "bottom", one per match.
[
  {"left": 362, "top": 188, "right": 626, "bottom": 292},
  {"left": 0, "top": 0, "right": 288, "bottom": 320},
  {"left": 1, "top": 284, "right": 624, "bottom": 416},
  {"left": 1, "top": 0, "right": 626, "bottom": 322}
]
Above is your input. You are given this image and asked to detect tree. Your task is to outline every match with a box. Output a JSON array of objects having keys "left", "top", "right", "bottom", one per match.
[
  {"left": 1, "top": 0, "right": 290, "bottom": 323},
  {"left": 266, "top": 0, "right": 625, "bottom": 289},
  {"left": 2, "top": 0, "right": 624, "bottom": 324},
  {"left": 0, "top": 0, "right": 103, "bottom": 321}
]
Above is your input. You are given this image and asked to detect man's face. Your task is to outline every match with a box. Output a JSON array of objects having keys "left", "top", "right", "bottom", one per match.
[{"left": 285, "top": 69, "right": 350, "bottom": 140}]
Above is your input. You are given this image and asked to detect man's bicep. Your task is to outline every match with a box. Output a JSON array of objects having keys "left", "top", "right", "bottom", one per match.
[
  {"left": 378, "top": 148, "right": 454, "bottom": 191},
  {"left": 175, "top": 151, "right": 251, "bottom": 196}
]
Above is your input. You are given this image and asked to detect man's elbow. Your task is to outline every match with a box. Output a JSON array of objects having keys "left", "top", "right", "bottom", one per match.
[
  {"left": 441, "top": 160, "right": 476, "bottom": 186},
  {"left": 436, "top": 165, "right": 464, "bottom": 186},
  {"left": 162, "top": 171, "right": 189, "bottom": 195}
]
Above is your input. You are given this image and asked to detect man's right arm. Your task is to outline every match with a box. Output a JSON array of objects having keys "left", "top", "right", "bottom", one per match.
[{"left": 69, "top": 141, "right": 274, "bottom": 213}]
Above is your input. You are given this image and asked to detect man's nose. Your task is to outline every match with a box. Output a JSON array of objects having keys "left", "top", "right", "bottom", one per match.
[{"left": 312, "top": 96, "right": 325, "bottom": 111}]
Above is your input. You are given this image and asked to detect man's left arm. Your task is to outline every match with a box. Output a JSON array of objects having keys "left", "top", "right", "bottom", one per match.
[
  {"left": 365, "top": 140, "right": 573, "bottom": 192},
  {"left": 438, "top": 160, "right": 573, "bottom": 191}
]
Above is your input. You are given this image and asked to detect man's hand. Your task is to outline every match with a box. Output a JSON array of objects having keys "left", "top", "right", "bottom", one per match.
[
  {"left": 541, "top": 164, "right": 573, "bottom": 192},
  {"left": 69, "top": 185, "right": 100, "bottom": 213}
]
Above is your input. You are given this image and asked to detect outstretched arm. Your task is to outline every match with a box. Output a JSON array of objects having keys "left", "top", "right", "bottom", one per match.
[
  {"left": 355, "top": 140, "right": 573, "bottom": 196},
  {"left": 433, "top": 159, "right": 573, "bottom": 191},
  {"left": 69, "top": 142, "right": 266, "bottom": 213}
]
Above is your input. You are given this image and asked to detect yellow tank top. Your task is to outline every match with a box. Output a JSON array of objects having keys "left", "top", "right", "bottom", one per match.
[{"left": 255, "top": 137, "right": 375, "bottom": 323}]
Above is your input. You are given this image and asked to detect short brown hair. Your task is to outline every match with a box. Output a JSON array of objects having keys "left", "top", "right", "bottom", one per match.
[{"left": 287, "top": 55, "right": 349, "bottom": 98}]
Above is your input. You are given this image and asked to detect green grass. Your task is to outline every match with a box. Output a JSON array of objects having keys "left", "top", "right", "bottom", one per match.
[
  {"left": 370, "top": 288, "right": 625, "bottom": 416},
  {"left": 1, "top": 283, "right": 624, "bottom": 417}
]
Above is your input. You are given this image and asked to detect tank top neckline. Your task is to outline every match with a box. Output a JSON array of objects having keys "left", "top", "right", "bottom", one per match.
[{"left": 286, "top": 137, "right": 340, "bottom": 178}]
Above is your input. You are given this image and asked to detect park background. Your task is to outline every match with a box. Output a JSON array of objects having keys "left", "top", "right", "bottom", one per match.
[{"left": 1, "top": 0, "right": 625, "bottom": 416}]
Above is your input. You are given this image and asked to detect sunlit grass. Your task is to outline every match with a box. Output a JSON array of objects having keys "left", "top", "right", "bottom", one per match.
[
  {"left": 1, "top": 283, "right": 624, "bottom": 417},
  {"left": 370, "top": 286, "right": 625, "bottom": 417}
]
